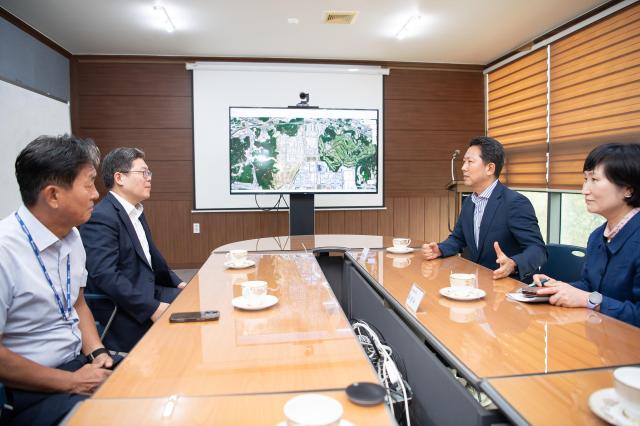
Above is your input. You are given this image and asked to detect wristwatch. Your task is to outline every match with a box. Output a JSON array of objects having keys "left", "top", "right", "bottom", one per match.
[
  {"left": 87, "top": 347, "right": 109, "bottom": 362},
  {"left": 587, "top": 291, "right": 603, "bottom": 310}
]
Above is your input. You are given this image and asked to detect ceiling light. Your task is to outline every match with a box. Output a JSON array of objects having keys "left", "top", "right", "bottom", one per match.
[
  {"left": 396, "top": 15, "right": 421, "bottom": 40},
  {"left": 347, "top": 68, "right": 360, "bottom": 72},
  {"left": 288, "top": 18, "right": 299, "bottom": 25},
  {"left": 153, "top": 3, "right": 175, "bottom": 33}
]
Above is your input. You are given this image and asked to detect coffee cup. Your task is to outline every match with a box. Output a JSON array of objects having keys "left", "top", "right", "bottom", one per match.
[
  {"left": 614, "top": 367, "right": 640, "bottom": 419},
  {"left": 284, "top": 394, "right": 343, "bottom": 426},
  {"left": 227, "top": 249, "right": 248, "bottom": 264},
  {"left": 392, "top": 237, "right": 411, "bottom": 248},
  {"left": 450, "top": 273, "right": 476, "bottom": 287},
  {"left": 241, "top": 280, "right": 267, "bottom": 306}
]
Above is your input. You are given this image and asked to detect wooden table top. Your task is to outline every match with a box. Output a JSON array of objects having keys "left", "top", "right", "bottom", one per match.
[
  {"left": 215, "top": 234, "right": 423, "bottom": 253},
  {"left": 66, "top": 391, "right": 392, "bottom": 425},
  {"left": 484, "top": 369, "right": 626, "bottom": 426},
  {"left": 95, "top": 253, "right": 380, "bottom": 398},
  {"left": 352, "top": 250, "right": 640, "bottom": 380}
]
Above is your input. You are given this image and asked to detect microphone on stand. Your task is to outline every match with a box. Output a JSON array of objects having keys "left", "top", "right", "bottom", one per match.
[{"left": 451, "top": 150, "right": 461, "bottom": 182}]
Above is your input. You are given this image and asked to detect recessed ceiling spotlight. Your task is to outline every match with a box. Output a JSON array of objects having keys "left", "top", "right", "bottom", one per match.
[
  {"left": 396, "top": 15, "right": 421, "bottom": 40},
  {"left": 153, "top": 2, "right": 175, "bottom": 33},
  {"left": 288, "top": 17, "right": 300, "bottom": 24}
]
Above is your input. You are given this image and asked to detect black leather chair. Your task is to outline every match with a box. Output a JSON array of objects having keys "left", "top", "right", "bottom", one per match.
[{"left": 540, "top": 243, "right": 587, "bottom": 282}]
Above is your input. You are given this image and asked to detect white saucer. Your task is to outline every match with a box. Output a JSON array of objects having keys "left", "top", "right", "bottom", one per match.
[
  {"left": 231, "top": 294, "right": 278, "bottom": 310},
  {"left": 276, "top": 420, "right": 354, "bottom": 426},
  {"left": 386, "top": 246, "right": 414, "bottom": 254},
  {"left": 439, "top": 286, "right": 486, "bottom": 301},
  {"left": 224, "top": 259, "right": 256, "bottom": 269},
  {"left": 589, "top": 387, "right": 640, "bottom": 426}
]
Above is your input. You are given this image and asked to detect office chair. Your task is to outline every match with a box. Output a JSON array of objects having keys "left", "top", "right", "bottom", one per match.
[
  {"left": 540, "top": 243, "right": 586, "bottom": 283},
  {"left": 0, "top": 382, "right": 10, "bottom": 417},
  {"left": 84, "top": 293, "right": 118, "bottom": 340}
]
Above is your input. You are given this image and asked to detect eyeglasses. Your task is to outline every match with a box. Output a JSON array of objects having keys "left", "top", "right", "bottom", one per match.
[{"left": 121, "top": 169, "right": 153, "bottom": 179}]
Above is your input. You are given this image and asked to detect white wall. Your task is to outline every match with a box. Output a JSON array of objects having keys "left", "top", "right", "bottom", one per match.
[{"left": 0, "top": 80, "right": 71, "bottom": 217}]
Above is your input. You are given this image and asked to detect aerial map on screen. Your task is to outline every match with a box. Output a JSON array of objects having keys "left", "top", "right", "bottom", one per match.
[{"left": 229, "top": 107, "right": 378, "bottom": 193}]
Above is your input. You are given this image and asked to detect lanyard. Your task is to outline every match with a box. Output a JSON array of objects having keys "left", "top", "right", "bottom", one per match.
[{"left": 15, "top": 212, "right": 72, "bottom": 321}]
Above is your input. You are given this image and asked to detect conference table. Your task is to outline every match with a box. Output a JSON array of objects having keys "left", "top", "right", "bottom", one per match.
[
  {"left": 67, "top": 391, "right": 390, "bottom": 425},
  {"left": 481, "top": 368, "right": 618, "bottom": 425},
  {"left": 67, "top": 234, "right": 640, "bottom": 425}
]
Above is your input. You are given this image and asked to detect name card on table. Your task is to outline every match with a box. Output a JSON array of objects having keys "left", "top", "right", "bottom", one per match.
[{"left": 406, "top": 283, "right": 425, "bottom": 313}]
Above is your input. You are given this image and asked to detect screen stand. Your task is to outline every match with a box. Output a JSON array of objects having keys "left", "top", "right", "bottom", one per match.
[{"left": 289, "top": 194, "right": 315, "bottom": 235}]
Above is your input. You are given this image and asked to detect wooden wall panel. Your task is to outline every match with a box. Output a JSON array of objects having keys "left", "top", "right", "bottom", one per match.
[
  {"left": 386, "top": 160, "right": 452, "bottom": 194},
  {"left": 425, "top": 196, "right": 442, "bottom": 242},
  {"left": 77, "top": 63, "right": 190, "bottom": 96},
  {"left": 73, "top": 60, "right": 483, "bottom": 268},
  {"left": 393, "top": 197, "right": 410, "bottom": 239},
  {"left": 315, "top": 211, "right": 329, "bottom": 234},
  {"left": 384, "top": 69, "right": 484, "bottom": 101},
  {"left": 77, "top": 129, "right": 192, "bottom": 161},
  {"left": 78, "top": 96, "right": 191, "bottom": 129},
  {"left": 327, "top": 211, "right": 346, "bottom": 234},
  {"left": 385, "top": 130, "right": 477, "bottom": 160},
  {"left": 344, "top": 211, "right": 362, "bottom": 235},
  {"left": 386, "top": 100, "right": 483, "bottom": 131},
  {"left": 361, "top": 210, "right": 378, "bottom": 235},
  {"left": 409, "top": 197, "right": 425, "bottom": 242},
  {"left": 144, "top": 160, "right": 192, "bottom": 194}
]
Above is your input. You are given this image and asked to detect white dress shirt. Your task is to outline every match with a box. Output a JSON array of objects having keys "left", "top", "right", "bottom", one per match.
[
  {"left": 0, "top": 205, "right": 85, "bottom": 367},
  {"left": 110, "top": 191, "right": 152, "bottom": 268}
]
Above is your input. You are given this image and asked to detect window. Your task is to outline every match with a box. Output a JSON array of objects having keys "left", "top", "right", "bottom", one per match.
[
  {"left": 560, "top": 193, "right": 605, "bottom": 247},
  {"left": 518, "top": 191, "right": 548, "bottom": 243}
]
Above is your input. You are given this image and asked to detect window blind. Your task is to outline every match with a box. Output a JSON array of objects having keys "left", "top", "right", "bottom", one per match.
[
  {"left": 549, "top": 3, "right": 640, "bottom": 189},
  {"left": 487, "top": 48, "right": 548, "bottom": 188}
]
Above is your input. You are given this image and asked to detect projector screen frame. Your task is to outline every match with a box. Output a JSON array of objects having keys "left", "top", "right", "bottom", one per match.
[{"left": 189, "top": 61, "right": 388, "bottom": 212}]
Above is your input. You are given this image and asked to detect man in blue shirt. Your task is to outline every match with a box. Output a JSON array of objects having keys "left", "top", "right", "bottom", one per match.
[
  {"left": 0, "top": 135, "right": 113, "bottom": 426},
  {"left": 422, "top": 137, "right": 546, "bottom": 281}
]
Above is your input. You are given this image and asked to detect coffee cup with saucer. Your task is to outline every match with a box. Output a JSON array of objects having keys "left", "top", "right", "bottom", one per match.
[
  {"left": 224, "top": 249, "right": 255, "bottom": 269},
  {"left": 232, "top": 280, "right": 279, "bottom": 310},
  {"left": 589, "top": 367, "right": 640, "bottom": 426},
  {"left": 615, "top": 367, "right": 640, "bottom": 420},
  {"left": 387, "top": 237, "right": 413, "bottom": 254},
  {"left": 241, "top": 281, "right": 267, "bottom": 305},
  {"left": 283, "top": 394, "right": 343, "bottom": 426}
]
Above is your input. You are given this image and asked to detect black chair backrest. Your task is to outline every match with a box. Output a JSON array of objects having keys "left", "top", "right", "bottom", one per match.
[
  {"left": 540, "top": 243, "right": 586, "bottom": 283},
  {"left": 0, "top": 382, "right": 6, "bottom": 415}
]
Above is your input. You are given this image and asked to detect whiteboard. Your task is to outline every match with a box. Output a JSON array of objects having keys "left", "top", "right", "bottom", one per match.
[
  {"left": 190, "top": 62, "right": 387, "bottom": 211},
  {"left": 0, "top": 80, "right": 71, "bottom": 217}
]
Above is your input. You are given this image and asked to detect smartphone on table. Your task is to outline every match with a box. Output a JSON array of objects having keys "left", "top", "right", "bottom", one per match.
[{"left": 169, "top": 310, "right": 220, "bottom": 323}]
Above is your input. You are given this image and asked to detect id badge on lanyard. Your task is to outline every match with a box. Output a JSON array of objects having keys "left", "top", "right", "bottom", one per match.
[{"left": 15, "top": 212, "right": 72, "bottom": 321}]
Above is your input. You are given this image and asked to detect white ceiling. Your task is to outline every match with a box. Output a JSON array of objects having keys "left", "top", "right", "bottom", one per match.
[{"left": 0, "top": 0, "right": 609, "bottom": 64}]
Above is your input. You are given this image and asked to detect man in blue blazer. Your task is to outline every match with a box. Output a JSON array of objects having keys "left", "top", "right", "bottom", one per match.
[
  {"left": 80, "top": 148, "right": 185, "bottom": 352},
  {"left": 422, "top": 137, "right": 546, "bottom": 282}
]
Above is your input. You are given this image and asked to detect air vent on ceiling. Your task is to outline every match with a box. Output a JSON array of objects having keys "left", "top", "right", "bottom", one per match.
[{"left": 323, "top": 11, "right": 358, "bottom": 25}]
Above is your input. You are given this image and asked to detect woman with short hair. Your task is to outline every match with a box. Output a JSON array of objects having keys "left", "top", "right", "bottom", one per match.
[{"left": 533, "top": 143, "right": 640, "bottom": 327}]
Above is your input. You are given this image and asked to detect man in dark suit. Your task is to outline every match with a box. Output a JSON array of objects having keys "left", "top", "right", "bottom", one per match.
[
  {"left": 422, "top": 137, "right": 546, "bottom": 282},
  {"left": 80, "top": 147, "right": 185, "bottom": 352}
]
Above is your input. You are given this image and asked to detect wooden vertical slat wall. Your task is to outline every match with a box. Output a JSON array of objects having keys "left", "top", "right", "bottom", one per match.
[
  {"left": 549, "top": 2, "right": 640, "bottom": 188},
  {"left": 487, "top": 48, "right": 549, "bottom": 188},
  {"left": 72, "top": 60, "right": 484, "bottom": 268}
]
